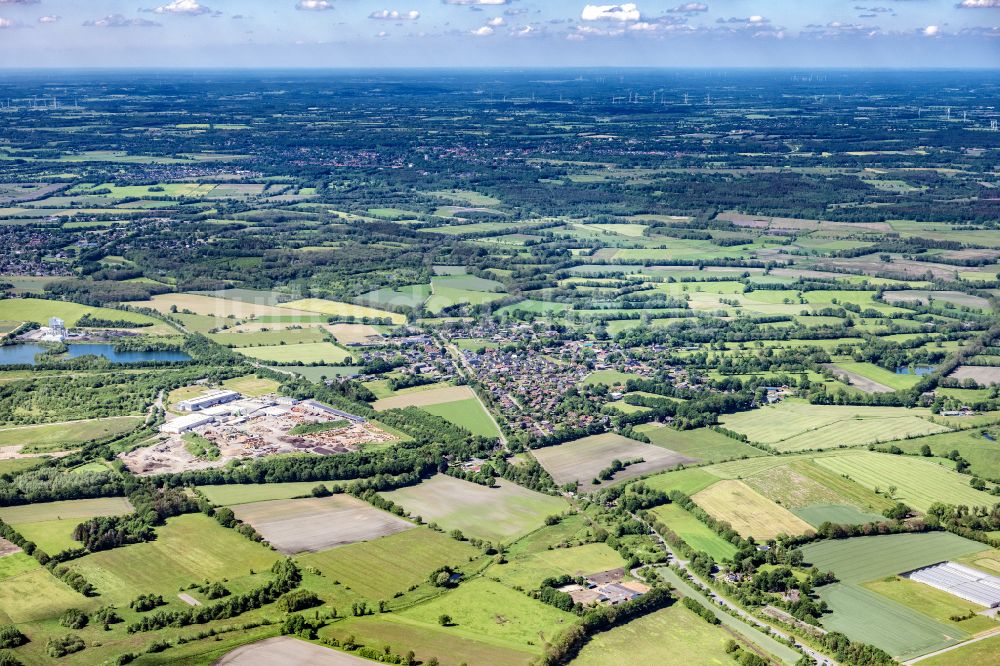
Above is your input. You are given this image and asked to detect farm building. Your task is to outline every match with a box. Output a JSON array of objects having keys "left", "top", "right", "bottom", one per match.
[
  {"left": 177, "top": 390, "right": 240, "bottom": 412},
  {"left": 907, "top": 561, "right": 1000, "bottom": 608},
  {"left": 160, "top": 413, "right": 216, "bottom": 434}
]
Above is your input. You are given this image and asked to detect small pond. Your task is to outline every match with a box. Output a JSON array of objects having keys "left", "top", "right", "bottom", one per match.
[{"left": 895, "top": 365, "right": 935, "bottom": 376}]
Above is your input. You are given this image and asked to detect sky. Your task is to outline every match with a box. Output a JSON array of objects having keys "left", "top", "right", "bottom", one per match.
[{"left": 0, "top": 0, "right": 998, "bottom": 68}]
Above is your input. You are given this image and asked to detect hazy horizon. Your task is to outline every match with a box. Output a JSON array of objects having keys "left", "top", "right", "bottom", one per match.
[{"left": 0, "top": 1, "right": 998, "bottom": 69}]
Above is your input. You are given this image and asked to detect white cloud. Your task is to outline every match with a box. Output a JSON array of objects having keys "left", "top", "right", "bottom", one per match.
[
  {"left": 471, "top": 25, "right": 495, "bottom": 35},
  {"left": 718, "top": 15, "right": 770, "bottom": 24},
  {"left": 369, "top": 9, "right": 420, "bottom": 20},
  {"left": 923, "top": 24, "right": 940, "bottom": 36},
  {"left": 487, "top": 16, "right": 505, "bottom": 26},
  {"left": 957, "top": 0, "right": 1000, "bottom": 8},
  {"left": 296, "top": 0, "right": 333, "bottom": 10},
  {"left": 152, "top": 0, "right": 213, "bottom": 14},
  {"left": 0, "top": 17, "right": 13, "bottom": 28},
  {"left": 666, "top": 3, "right": 707, "bottom": 13},
  {"left": 38, "top": 14, "right": 60, "bottom": 23},
  {"left": 84, "top": 14, "right": 161, "bottom": 28},
  {"left": 581, "top": 3, "right": 640, "bottom": 22}
]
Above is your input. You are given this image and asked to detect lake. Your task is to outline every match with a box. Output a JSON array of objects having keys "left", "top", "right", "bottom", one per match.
[{"left": 0, "top": 343, "right": 191, "bottom": 366}]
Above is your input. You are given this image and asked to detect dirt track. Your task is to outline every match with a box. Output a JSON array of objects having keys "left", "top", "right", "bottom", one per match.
[
  {"left": 215, "top": 637, "right": 374, "bottom": 665},
  {"left": 822, "top": 363, "right": 894, "bottom": 394}
]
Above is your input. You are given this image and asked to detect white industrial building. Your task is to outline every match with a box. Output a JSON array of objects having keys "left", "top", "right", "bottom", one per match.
[
  {"left": 160, "top": 413, "right": 216, "bottom": 435},
  {"left": 176, "top": 390, "right": 240, "bottom": 412},
  {"left": 907, "top": 562, "right": 1000, "bottom": 608}
]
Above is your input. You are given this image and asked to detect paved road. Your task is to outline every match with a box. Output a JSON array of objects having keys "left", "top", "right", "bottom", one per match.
[{"left": 636, "top": 513, "right": 836, "bottom": 666}]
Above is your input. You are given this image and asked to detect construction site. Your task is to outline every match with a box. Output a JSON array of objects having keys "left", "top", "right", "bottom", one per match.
[{"left": 121, "top": 391, "right": 398, "bottom": 475}]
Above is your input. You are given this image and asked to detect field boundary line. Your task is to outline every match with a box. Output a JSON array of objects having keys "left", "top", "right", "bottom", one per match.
[{"left": 904, "top": 625, "right": 1000, "bottom": 664}]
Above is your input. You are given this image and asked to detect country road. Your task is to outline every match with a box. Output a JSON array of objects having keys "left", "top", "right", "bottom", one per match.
[{"left": 635, "top": 513, "right": 836, "bottom": 666}]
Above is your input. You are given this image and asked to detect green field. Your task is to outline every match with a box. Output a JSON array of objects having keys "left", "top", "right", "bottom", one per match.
[
  {"left": 277, "top": 365, "right": 362, "bottom": 382},
  {"left": 0, "top": 566, "right": 91, "bottom": 624},
  {"left": 817, "top": 583, "right": 970, "bottom": 659},
  {"left": 581, "top": 369, "right": 643, "bottom": 386},
  {"left": 800, "top": 532, "right": 991, "bottom": 659},
  {"left": 0, "top": 552, "right": 38, "bottom": 581},
  {"left": 426, "top": 289, "right": 505, "bottom": 314},
  {"left": 0, "top": 416, "right": 143, "bottom": 452},
  {"left": 12, "top": 520, "right": 85, "bottom": 554},
  {"left": 323, "top": 614, "right": 535, "bottom": 666},
  {"left": 921, "top": 634, "right": 1000, "bottom": 666},
  {"left": 0, "top": 297, "right": 161, "bottom": 327},
  {"left": 813, "top": 451, "right": 997, "bottom": 511},
  {"left": 705, "top": 454, "right": 897, "bottom": 516},
  {"left": 360, "top": 284, "right": 432, "bottom": 309},
  {"left": 739, "top": 458, "right": 895, "bottom": 517},
  {"left": 792, "top": 503, "right": 887, "bottom": 527},
  {"left": 720, "top": 401, "right": 949, "bottom": 451},
  {"left": 419, "top": 398, "right": 502, "bottom": 438},
  {"left": 453, "top": 338, "right": 499, "bottom": 352},
  {"left": 642, "top": 468, "right": 722, "bottom": 496},
  {"left": 236, "top": 341, "right": 352, "bottom": 364},
  {"left": 299, "top": 527, "right": 481, "bottom": 601},
  {"left": 0, "top": 496, "right": 133, "bottom": 524},
  {"left": 390, "top": 578, "right": 573, "bottom": 652},
  {"left": 891, "top": 429, "right": 1000, "bottom": 480},
  {"left": 636, "top": 424, "right": 765, "bottom": 463},
  {"left": 572, "top": 604, "right": 738, "bottom": 665},
  {"left": 208, "top": 327, "right": 328, "bottom": 347},
  {"left": 66, "top": 513, "right": 280, "bottom": 607},
  {"left": 834, "top": 361, "right": 923, "bottom": 391},
  {"left": 381, "top": 476, "right": 567, "bottom": 544},
  {"left": 221, "top": 375, "right": 282, "bottom": 397},
  {"left": 198, "top": 481, "right": 347, "bottom": 505},
  {"left": 864, "top": 576, "right": 998, "bottom": 634},
  {"left": 649, "top": 503, "right": 739, "bottom": 561},
  {"left": 491, "top": 542, "right": 626, "bottom": 590},
  {"left": 495, "top": 299, "right": 570, "bottom": 315},
  {"left": 801, "top": 532, "right": 986, "bottom": 585}
]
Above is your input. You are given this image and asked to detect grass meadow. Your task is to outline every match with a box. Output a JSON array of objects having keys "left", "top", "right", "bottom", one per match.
[
  {"left": 635, "top": 423, "right": 765, "bottom": 463},
  {"left": 236, "top": 342, "right": 352, "bottom": 364},
  {"left": 381, "top": 476, "right": 567, "bottom": 544},
  {"left": 719, "top": 401, "right": 948, "bottom": 451},
  {"left": 419, "top": 398, "right": 501, "bottom": 438},
  {"left": 572, "top": 605, "right": 739, "bottom": 666},
  {"left": 649, "top": 503, "right": 739, "bottom": 561},
  {"left": 812, "top": 451, "right": 997, "bottom": 512},
  {"left": 299, "top": 527, "right": 482, "bottom": 602},
  {"left": 0, "top": 298, "right": 161, "bottom": 327},
  {"left": 0, "top": 416, "right": 143, "bottom": 452},
  {"left": 490, "top": 542, "right": 626, "bottom": 590}
]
